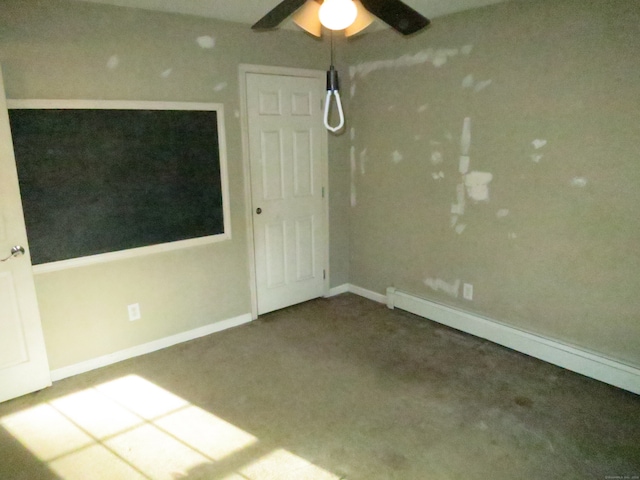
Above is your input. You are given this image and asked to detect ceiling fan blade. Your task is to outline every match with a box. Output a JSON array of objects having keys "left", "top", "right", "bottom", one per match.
[
  {"left": 252, "top": 0, "right": 309, "bottom": 30},
  {"left": 292, "top": 0, "right": 322, "bottom": 37},
  {"left": 345, "top": 0, "right": 375, "bottom": 37},
  {"left": 359, "top": 0, "right": 430, "bottom": 35}
]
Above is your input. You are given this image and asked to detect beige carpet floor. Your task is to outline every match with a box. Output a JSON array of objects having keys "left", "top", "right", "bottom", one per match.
[{"left": 1, "top": 293, "right": 639, "bottom": 479}]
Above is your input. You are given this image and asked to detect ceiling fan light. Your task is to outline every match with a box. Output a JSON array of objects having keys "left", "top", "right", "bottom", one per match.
[
  {"left": 319, "top": 0, "right": 358, "bottom": 31},
  {"left": 293, "top": 0, "right": 322, "bottom": 37},
  {"left": 345, "top": 0, "right": 374, "bottom": 37}
]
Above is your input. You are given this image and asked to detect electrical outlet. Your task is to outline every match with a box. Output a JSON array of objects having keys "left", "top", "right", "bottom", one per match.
[
  {"left": 128, "top": 303, "right": 141, "bottom": 321},
  {"left": 463, "top": 283, "right": 473, "bottom": 301}
]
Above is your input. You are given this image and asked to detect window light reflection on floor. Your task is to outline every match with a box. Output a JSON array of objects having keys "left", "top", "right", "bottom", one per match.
[{"left": 0, "top": 374, "right": 341, "bottom": 479}]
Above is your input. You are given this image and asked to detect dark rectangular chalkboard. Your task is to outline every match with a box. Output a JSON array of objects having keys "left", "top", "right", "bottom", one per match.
[{"left": 7, "top": 101, "right": 229, "bottom": 267}]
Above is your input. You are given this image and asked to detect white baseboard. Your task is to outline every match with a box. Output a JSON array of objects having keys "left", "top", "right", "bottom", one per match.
[
  {"left": 386, "top": 287, "right": 640, "bottom": 396},
  {"left": 50, "top": 313, "right": 252, "bottom": 382},
  {"left": 328, "top": 283, "right": 387, "bottom": 304},
  {"left": 348, "top": 284, "right": 387, "bottom": 304},
  {"left": 328, "top": 284, "right": 350, "bottom": 297}
]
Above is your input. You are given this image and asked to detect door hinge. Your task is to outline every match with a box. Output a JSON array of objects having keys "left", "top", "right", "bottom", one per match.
[
  {"left": 322, "top": 187, "right": 325, "bottom": 198},
  {"left": 323, "top": 269, "right": 326, "bottom": 280}
]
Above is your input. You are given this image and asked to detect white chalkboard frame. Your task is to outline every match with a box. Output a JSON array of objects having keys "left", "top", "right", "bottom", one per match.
[{"left": 7, "top": 99, "right": 231, "bottom": 274}]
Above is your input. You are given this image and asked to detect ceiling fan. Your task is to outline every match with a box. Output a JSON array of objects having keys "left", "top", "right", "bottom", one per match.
[
  {"left": 253, "top": 0, "right": 431, "bottom": 133},
  {"left": 252, "top": 0, "right": 431, "bottom": 37}
]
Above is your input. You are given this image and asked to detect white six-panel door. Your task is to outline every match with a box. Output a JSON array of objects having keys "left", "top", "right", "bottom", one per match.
[
  {"left": 0, "top": 66, "right": 51, "bottom": 403},
  {"left": 245, "top": 71, "right": 327, "bottom": 315}
]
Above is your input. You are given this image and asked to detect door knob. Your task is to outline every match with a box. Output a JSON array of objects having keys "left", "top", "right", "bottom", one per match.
[
  {"left": 256, "top": 208, "right": 262, "bottom": 215},
  {"left": 1, "top": 245, "right": 25, "bottom": 262}
]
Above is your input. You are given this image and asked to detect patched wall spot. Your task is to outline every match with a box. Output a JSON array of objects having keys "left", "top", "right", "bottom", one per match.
[
  {"left": 106, "top": 55, "right": 119, "bottom": 70},
  {"left": 465, "top": 171, "right": 493, "bottom": 202},
  {"left": 570, "top": 177, "right": 588, "bottom": 188},
  {"left": 392, "top": 150, "right": 403, "bottom": 164},
  {"left": 196, "top": 35, "right": 216, "bottom": 49}
]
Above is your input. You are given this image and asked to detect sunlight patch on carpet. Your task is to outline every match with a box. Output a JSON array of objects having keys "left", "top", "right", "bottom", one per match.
[{"left": 1, "top": 374, "right": 341, "bottom": 479}]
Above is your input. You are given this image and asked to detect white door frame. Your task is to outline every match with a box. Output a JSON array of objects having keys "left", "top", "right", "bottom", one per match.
[{"left": 239, "top": 64, "right": 330, "bottom": 319}]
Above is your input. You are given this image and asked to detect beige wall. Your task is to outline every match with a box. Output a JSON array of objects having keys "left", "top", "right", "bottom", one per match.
[
  {"left": 344, "top": 0, "right": 640, "bottom": 367},
  {"left": 3, "top": 0, "right": 638, "bottom": 373},
  {"left": 0, "top": 0, "right": 348, "bottom": 369}
]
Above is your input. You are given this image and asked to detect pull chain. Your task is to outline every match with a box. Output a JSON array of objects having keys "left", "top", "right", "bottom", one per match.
[
  {"left": 330, "top": 30, "right": 334, "bottom": 65},
  {"left": 324, "top": 30, "right": 345, "bottom": 133}
]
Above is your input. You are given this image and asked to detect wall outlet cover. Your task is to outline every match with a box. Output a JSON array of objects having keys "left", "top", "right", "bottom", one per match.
[{"left": 128, "top": 303, "right": 141, "bottom": 321}]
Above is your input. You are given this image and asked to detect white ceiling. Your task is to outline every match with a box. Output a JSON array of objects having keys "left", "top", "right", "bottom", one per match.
[{"left": 72, "top": 0, "right": 510, "bottom": 28}]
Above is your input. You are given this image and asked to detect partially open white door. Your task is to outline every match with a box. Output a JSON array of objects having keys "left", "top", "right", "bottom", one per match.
[
  {"left": 245, "top": 70, "right": 328, "bottom": 315},
  {"left": 0, "top": 66, "right": 51, "bottom": 403}
]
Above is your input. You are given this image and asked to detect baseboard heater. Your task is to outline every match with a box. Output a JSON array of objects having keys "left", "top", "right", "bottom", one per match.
[{"left": 386, "top": 287, "right": 640, "bottom": 395}]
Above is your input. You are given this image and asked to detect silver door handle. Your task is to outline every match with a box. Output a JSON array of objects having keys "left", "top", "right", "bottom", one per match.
[{"left": 1, "top": 245, "right": 25, "bottom": 262}]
